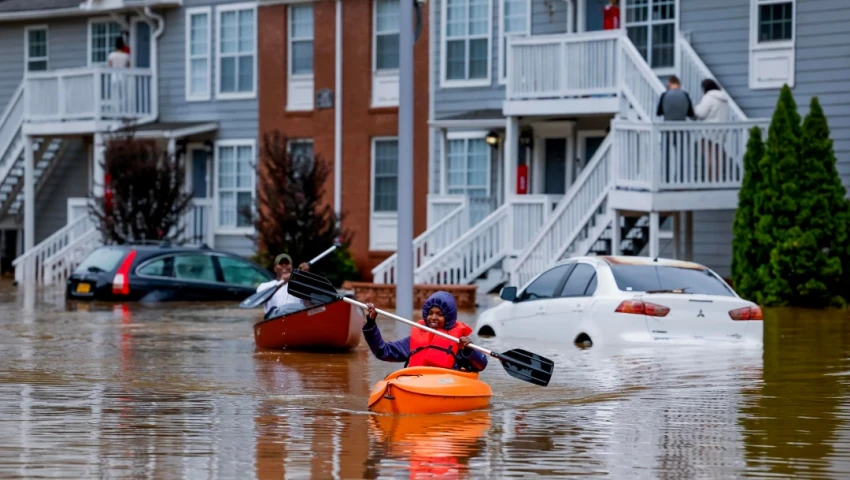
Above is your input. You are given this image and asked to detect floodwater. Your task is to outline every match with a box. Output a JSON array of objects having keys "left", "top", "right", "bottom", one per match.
[{"left": 0, "top": 284, "right": 849, "bottom": 479}]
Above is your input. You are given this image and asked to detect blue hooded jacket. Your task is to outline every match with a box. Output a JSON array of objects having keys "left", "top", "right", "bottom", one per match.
[{"left": 362, "top": 291, "right": 488, "bottom": 372}]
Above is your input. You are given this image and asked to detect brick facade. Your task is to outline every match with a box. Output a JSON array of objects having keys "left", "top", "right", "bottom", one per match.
[{"left": 258, "top": 0, "right": 430, "bottom": 281}]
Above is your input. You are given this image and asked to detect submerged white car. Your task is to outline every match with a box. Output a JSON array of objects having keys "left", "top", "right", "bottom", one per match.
[{"left": 475, "top": 256, "right": 763, "bottom": 347}]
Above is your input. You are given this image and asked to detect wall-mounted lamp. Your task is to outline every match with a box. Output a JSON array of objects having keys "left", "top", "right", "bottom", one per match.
[
  {"left": 175, "top": 139, "right": 187, "bottom": 157},
  {"left": 485, "top": 131, "right": 499, "bottom": 147},
  {"left": 519, "top": 129, "right": 533, "bottom": 147},
  {"left": 203, "top": 140, "right": 214, "bottom": 155}
]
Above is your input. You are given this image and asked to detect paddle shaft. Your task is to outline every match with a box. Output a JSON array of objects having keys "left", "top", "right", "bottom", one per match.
[
  {"left": 340, "top": 296, "right": 495, "bottom": 357},
  {"left": 269, "top": 243, "right": 340, "bottom": 289}
]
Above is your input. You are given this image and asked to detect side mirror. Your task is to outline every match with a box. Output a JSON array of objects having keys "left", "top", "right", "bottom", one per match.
[{"left": 499, "top": 286, "right": 517, "bottom": 302}]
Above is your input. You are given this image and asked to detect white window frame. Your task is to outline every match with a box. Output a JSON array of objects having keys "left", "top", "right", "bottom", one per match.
[
  {"left": 443, "top": 130, "right": 492, "bottom": 197},
  {"left": 87, "top": 17, "right": 124, "bottom": 66},
  {"left": 622, "top": 0, "right": 679, "bottom": 75},
  {"left": 370, "top": 136, "right": 399, "bottom": 251},
  {"left": 213, "top": 139, "right": 256, "bottom": 234},
  {"left": 287, "top": 3, "right": 315, "bottom": 111},
  {"left": 440, "top": 0, "right": 493, "bottom": 88},
  {"left": 24, "top": 25, "right": 49, "bottom": 73},
  {"left": 749, "top": 0, "right": 796, "bottom": 89},
  {"left": 215, "top": 3, "right": 258, "bottom": 100},
  {"left": 185, "top": 6, "right": 212, "bottom": 102},
  {"left": 372, "top": 0, "right": 400, "bottom": 107},
  {"left": 497, "top": 0, "right": 530, "bottom": 85}
]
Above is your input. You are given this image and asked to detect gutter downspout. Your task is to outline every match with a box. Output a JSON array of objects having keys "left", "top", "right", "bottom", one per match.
[
  {"left": 334, "top": 0, "right": 343, "bottom": 219},
  {"left": 427, "top": 0, "right": 435, "bottom": 214},
  {"left": 145, "top": 6, "right": 165, "bottom": 121}
]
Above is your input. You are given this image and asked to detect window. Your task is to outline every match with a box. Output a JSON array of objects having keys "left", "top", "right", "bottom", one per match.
[
  {"left": 498, "top": 0, "right": 528, "bottom": 83},
  {"left": 218, "top": 256, "right": 270, "bottom": 286},
  {"left": 186, "top": 7, "right": 211, "bottom": 101},
  {"left": 608, "top": 265, "right": 735, "bottom": 296},
  {"left": 288, "top": 139, "right": 314, "bottom": 175},
  {"left": 217, "top": 4, "right": 256, "bottom": 98},
  {"left": 446, "top": 135, "right": 489, "bottom": 197},
  {"left": 624, "top": 0, "right": 676, "bottom": 70},
  {"left": 137, "top": 258, "right": 169, "bottom": 277},
  {"left": 372, "top": 138, "right": 399, "bottom": 213},
  {"left": 89, "top": 20, "right": 122, "bottom": 65},
  {"left": 374, "top": 0, "right": 399, "bottom": 71},
  {"left": 442, "top": 0, "right": 491, "bottom": 86},
  {"left": 25, "top": 26, "right": 48, "bottom": 72},
  {"left": 174, "top": 255, "right": 217, "bottom": 282},
  {"left": 216, "top": 141, "right": 255, "bottom": 230},
  {"left": 73, "top": 247, "right": 127, "bottom": 274},
  {"left": 749, "top": 0, "right": 795, "bottom": 89},
  {"left": 289, "top": 4, "right": 314, "bottom": 76},
  {"left": 518, "top": 264, "right": 570, "bottom": 301},
  {"left": 558, "top": 264, "right": 596, "bottom": 297}
]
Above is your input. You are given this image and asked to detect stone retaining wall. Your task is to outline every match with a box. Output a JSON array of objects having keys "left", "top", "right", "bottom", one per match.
[{"left": 342, "top": 282, "right": 478, "bottom": 312}]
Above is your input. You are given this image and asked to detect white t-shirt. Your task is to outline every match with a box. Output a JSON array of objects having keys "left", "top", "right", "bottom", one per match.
[
  {"left": 257, "top": 280, "right": 304, "bottom": 315},
  {"left": 107, "top": 51, "right": 131, "bottom": 68}
]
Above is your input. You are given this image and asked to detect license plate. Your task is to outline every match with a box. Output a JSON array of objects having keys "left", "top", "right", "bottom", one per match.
[{"left": 76, "top": 283, "right": 91, "bottom": 294}]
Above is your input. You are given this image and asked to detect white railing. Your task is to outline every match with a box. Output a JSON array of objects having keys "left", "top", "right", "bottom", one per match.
[
  {"left": 13, "top": 213, "right": 96, "bottom": 286},
  {"left": 612, "top": 120, "right": 770, "bottom": 192},
  {"left": 511, "top": 136, "right": 613, "bottom": 289},
  {"left": 507, "top": 30, "right": 620, "bottom": 100},
  {"left": 618, "top": 37, "right": 666, "bottom": 120},
  {"left": 372, "top": 197, "right": 469, "bottom": 284},
  {"left": 415, "top": 195, "right": 557, "bottom": 285},
  {"left": 0, "top": 83, "right": 24, "bottom": 169},
  {"left": 179, "top": 198, "right": 215, "bottom": 246},
  {"left": 426, "top": 195, "right": 466, "bottom": 227},
  {"left": 678, "top": 34, "right": 747, "bottom": 122},
  {"left": 24, "top": 67, "right": 156, "bottom": 123}
]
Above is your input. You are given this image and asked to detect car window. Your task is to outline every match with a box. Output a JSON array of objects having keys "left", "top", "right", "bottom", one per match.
[
  {"left": 518, "top": 264, "right": 570, "bottom": 301},
  {"left": 584, "top": 273, "right": 597, "bottom": 296},
  {"left": 218, "top": 256, "right": 270, "bottom": 286},
  {"left": 609, "top": 265, "right": 734, "bottom": 296},
  {"left": 173, "top": 254, "right": 217, "bottom": 282},
  {"left": 558, "top": 263, "right": 596, "bottom": 297},
  {"left": 74, "top": 247, "right": 127, "bottom": 274},
  {"left": 137, "top": 258, "right": 169, "bottom": 277}
]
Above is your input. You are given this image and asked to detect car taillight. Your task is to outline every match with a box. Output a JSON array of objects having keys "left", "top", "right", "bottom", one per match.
[
  {"left": 728, "top": 306, "right": 762, "bottom": 321},
  {"left": 615, "top": 300, "right": 670, "bottom": 317},
  {"left": 112, "top": 250, "right": 137, "bottom": 295}
]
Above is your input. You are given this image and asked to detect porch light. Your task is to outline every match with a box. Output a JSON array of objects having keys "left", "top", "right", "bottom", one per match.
[
  {"left": 485, "top": 131, "right": 499, "bottom": 147},
  {"left": 519, "top": 130, "right": 533, "bottom": 147}
]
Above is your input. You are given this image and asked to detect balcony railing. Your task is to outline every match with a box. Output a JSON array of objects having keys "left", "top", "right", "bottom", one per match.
[{"left": 24, "top": 67, "right": 156, "bottom": 124}]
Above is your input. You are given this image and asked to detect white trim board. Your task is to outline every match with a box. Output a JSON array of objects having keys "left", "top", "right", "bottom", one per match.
[
  {"left": 185, "top": 6, "right": 212, "bottom": 102},
  {"left": 497, "top": 0, "right": 531, "bottom": 85},
  {"left": 748, "top": 0, "right": 796, "bottom": 89},
  {"left": 369, "top": 136, "right": 400, "bottom": 251},
  {"left": 214, "top": 2, "right": 258, "bottom": 101},
  {"left": 23, "top": 25, "right": 49, "bottom": 73}
]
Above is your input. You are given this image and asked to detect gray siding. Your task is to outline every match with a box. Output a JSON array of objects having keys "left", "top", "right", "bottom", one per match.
[
  {"left": 157, "top": 0, "right": 258, "bottom": 140},
  {"left": 681, "top": 0, "right": 850, "bottom": 277},
  {"left": 531, "top": 0, "right": 567, "bottom": 36},
  {"left": 34, "top": 139, "right": 88, "bottom": 243},
  {"left": 213, "top": 234, "right": 254, "bottom": 257}
]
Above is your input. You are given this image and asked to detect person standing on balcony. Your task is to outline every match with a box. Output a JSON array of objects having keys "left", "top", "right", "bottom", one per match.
[
  {"left": 656, "top": 76, "right": 695, "bottom": 183},
  {"left": 107, "top": 37, "right": 131, "bottom": 115},
  {"left": 603, "top": 0, "right": 621, "bottom": 30},
  {"left": 694, "top": 79, "right": 730, "bottom": 183}
]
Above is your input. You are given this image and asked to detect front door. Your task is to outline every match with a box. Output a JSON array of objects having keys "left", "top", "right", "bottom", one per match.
[
  {"left": 577, "top": 134, "right": 607, "bottom": 176},
  {"left": 585, "top": 0, "right": 610, "bottom": 31},
  {"left": 544, "top": 138, "right": 567, "bottom": 195},
  {"left": 188, "top": 147, "right": 211, "bottom": 244},
  {"left": 133, "top": 20, "right": 151, "bottom": 68},
  {"left": 191, "top": 148, "right": 209, "bottom": 199}
]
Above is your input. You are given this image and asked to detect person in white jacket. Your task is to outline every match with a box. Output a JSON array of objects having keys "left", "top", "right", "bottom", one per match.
[{"left": 694, "top": 79, "right": 729, "bottom": 182}]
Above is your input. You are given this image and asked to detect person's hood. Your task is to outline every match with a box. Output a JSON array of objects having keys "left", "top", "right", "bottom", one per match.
[
  {"left": 422, "top": 291, "right": 458, "bottom": 329},
  {"left": 704, "top": 89, "right": 729, "bottom": 103}
]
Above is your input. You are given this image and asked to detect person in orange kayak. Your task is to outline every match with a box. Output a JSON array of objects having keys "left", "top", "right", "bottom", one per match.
[{"left": 362, "top": 291, "right": 488, "bottom": 372}]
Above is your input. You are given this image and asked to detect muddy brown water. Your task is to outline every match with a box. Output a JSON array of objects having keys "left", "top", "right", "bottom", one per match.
[{"left": 0, "top": 283, "right": 849, "bottom": 479}]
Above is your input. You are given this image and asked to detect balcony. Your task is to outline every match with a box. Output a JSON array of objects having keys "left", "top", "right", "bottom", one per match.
[{"left": 23, "top": 67, "right": 157, "bottom": 135}]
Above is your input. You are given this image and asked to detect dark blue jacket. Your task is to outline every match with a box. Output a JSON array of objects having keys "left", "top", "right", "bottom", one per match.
[{"left": 362, "top": 291, "right": 488, "bottom": 372}]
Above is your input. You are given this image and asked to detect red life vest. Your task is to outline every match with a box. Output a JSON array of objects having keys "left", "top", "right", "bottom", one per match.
[{"left": 407, "top": 320, "right": 472, "bottom": 369}]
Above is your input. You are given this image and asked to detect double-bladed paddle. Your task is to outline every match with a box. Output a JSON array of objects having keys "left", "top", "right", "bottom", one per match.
[
  {"left": 286, "top": 269, "right": 555, "bottom": 387},
  {"left": 239, "top": 240, "right": 342, "bottom": 309}
]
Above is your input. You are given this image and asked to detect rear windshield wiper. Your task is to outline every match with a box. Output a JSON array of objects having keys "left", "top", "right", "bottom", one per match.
[
  {"left": 87, "top": 266, "right": 105, "bottom": 273},
  {"left": 645, "top": 287, "right": 691, "bottom": 294}
]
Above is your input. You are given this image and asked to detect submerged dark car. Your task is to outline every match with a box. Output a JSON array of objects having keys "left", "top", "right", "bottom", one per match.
[{"left": 66, "top": 244, "right": 274, "bottom": 302}]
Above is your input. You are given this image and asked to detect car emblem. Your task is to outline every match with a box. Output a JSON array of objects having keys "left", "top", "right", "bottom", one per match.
[{"left": 697, "top": 309, "right": 705, "bottom": 317}]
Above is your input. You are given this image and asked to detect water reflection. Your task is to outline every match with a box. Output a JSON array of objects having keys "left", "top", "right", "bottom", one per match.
[{"left": 0, "top": 284, "right": 848, "bottom": 478}]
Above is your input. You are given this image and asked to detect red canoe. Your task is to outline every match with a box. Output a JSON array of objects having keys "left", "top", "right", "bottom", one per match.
[{"left": 253, "top": 300, "right": 364, "bottom": 351}]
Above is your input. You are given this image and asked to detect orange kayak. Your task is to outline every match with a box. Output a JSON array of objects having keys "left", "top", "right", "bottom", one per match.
[{"left": 367, "top": 366, "right": 493, "bottom": 415}]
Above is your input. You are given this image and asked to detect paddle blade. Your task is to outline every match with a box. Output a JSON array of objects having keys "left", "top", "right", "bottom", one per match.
[
  {"left": 239, "top": 282, "right": 281, "bottom": 309},
  {"left": 494, "top": 348, "right": 554, "bottom": 387},
  {"left": 288, "top": 270, "right": 341, "bottom": 304}
]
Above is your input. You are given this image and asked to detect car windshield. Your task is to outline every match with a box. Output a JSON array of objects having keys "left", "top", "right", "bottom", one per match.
[
  {"left": 609, "top": 265, "right": 735, "bottom": 297},
  {"left": 74, "top": 247, "right": 128, "bottom": 274}
]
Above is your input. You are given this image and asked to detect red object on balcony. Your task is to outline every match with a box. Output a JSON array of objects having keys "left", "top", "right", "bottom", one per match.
[
  {"left": 603, "top": 4, "right": 620, "bottom": 30},
  {"left": 516, "top": 164, "right": 528, "bottom": 194}
]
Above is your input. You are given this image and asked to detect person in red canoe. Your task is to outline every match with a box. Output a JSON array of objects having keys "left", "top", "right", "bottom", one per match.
[{"left": 362, "top": 291, "right": 488, "bottom": 372}]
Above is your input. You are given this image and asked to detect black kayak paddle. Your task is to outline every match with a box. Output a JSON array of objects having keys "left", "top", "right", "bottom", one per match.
[{"left": 287, "top": 269, "right": 555, "bottom": 387}]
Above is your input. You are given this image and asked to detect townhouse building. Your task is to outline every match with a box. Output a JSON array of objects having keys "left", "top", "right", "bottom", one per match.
[
  {"left": 256, "top": 0, "right": 430, "bottom": 278},
  {"left": 373, "top": 0, "right": 850, "bottom": 293}
]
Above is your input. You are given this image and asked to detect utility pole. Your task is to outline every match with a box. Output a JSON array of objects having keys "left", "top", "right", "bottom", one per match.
[{"left": 396, "top": 0, "right": 415, "bottom": 319}]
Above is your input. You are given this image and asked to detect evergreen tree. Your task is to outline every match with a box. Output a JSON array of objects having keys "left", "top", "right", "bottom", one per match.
[
  {"left": 777, "top": 84, "right": 802, "bottom": 140},
  {"left": 731, "top": 126, "right": 765, "bottom": 301},
  {"left": 249, "top": 130, "right": 360, "bottom": 287}
]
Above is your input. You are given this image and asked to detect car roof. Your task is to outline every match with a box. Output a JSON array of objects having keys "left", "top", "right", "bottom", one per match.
[{"left": 558, "top": 255, "right": 708, "bottom": 271}]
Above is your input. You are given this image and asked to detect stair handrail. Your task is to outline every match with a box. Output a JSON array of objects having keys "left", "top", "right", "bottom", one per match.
[
  {"left": 617, "top": 35, "right": 666, "bottom": 121},
  {"left": 13, "top": 213, "right": 95, "bottom": 277},
  {"left": 677, "top": 33, "right": 747, "bottom": 122},
  {"left": 370, "top": 197, "right": 469, "bottom": 283},
  {"left": 0, "top": 82, "right": 24, "bottom": 167},
  {"left": 510, "top": 135, "right": 614, "bottom": 290}
]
